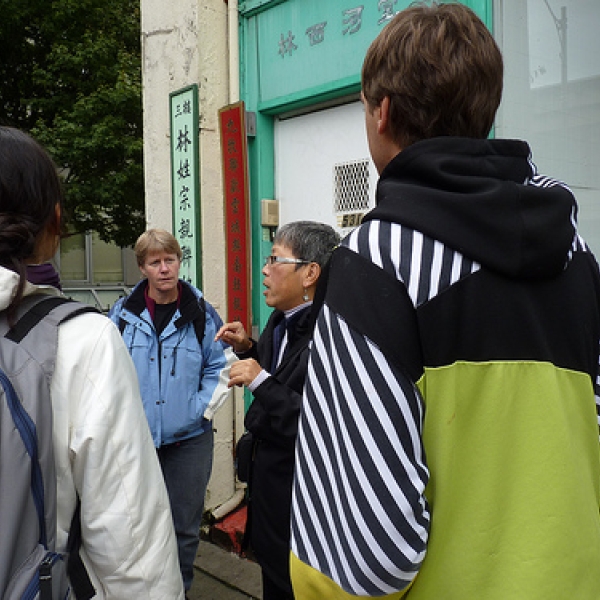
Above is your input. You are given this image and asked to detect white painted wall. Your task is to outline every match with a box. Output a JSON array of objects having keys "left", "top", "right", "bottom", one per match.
[
  {"left": 274, "top": 101, "right": 378, "bottom": 232},
  {"left": 140, "top": 0, "right": 237, "bottom": 510}
]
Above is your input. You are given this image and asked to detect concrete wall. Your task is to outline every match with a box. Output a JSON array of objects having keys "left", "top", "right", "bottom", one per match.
[{"left": 140, "top": 0, "right": 238, "bottom": 510}]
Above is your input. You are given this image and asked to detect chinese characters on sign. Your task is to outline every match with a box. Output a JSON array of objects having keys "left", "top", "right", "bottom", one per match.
[
  {"left": 306, "top": 22, "right": 327, "bottom": 46},
  {"left": 279, "top": 31, "right": 298, "bottom": 57},
  {"left": 343, "top": 7, "right": 365, "bottom": 35},
  {"left": 377, "top": 0, "right": 399, "bottom": 25},
  {"left": 278, "top": 2, "right": 399, "bottom": 56},
  {"left": 219, "top": 102, "right": 251, "bottom": 332},
  {"left": 170, "top": 85, "right": 200, "bottom": 286}
]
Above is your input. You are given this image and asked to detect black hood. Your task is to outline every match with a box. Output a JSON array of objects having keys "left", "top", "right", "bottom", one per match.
[{"left": 363, "top": 137, "right": 577, "bottom": 280}]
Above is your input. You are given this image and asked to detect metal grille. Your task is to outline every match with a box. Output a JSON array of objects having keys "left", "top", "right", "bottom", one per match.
[{"left": 333, "top": 159, "right": 370, "bottom": 213}]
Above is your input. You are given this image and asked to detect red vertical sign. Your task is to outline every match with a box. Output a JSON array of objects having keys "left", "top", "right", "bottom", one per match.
[{"left": 219, "top": 101, "right": 251, "bottom": 332}]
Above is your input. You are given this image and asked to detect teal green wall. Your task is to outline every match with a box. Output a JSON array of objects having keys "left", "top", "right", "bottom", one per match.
[{"left": 239, "top": 0, "right": 493, "bottom": 333}]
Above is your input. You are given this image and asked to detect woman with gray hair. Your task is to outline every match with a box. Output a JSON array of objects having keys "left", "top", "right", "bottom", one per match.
[{"left": 216, "top": 220, "right": 340, "bottom": 600}]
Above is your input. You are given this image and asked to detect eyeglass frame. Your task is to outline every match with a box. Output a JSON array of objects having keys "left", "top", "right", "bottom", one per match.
[{"left": 264, "top": 255, "right": 310, "bottom": 267}]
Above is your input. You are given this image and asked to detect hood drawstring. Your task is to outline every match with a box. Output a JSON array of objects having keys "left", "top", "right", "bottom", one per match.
[
  {"left": 128, "top": 326, "right": 137, "bottom": 352},
  {"left": 170, "top": 330, "right": 186, "bottom": 376}
]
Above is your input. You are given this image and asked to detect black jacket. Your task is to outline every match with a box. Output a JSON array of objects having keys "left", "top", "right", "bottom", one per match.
[{"left": 239, "top": 306, "right": 313, "bottom": 593}]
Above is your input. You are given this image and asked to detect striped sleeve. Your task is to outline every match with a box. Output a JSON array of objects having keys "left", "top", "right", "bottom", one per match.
[
  {"left": 291, "top": 303, "right": 429, "bottom": 596},
  {"left": 291, "top": 219, "right": 482, "bottom": 597}
]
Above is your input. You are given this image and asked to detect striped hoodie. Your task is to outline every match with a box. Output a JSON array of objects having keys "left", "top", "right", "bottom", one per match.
[{"left": 290, "top": 137, "right": 600, "bottom": 600}]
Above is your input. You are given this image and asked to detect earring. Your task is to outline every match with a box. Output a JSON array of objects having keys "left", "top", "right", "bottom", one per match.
[{"left": 303, "top": 288, "right": 310, "bottom": 302}]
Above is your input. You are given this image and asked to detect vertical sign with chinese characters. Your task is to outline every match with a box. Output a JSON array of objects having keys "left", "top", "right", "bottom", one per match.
[
  {"left": 170, "top": 84, "right": 201, "bottom": 286},
  {"left": 219, "top": 101, "right": 252, "bottom": 332}
]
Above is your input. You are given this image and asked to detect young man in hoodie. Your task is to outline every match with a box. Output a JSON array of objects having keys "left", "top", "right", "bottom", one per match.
[{"left": 290, "top": 3, "right": 600, "bottom": 599}]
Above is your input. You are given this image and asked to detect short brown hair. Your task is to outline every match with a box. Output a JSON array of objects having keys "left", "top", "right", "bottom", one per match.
[
  {"left": 134, "top": 228, "right": 182, "bottom": 266},
  {"left": 361, "top": 2, "right": 503, "bottom": 147}
]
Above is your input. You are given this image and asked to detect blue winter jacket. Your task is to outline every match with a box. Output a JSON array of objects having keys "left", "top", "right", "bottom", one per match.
[{"left": 109, "top": 279, "right": 232, "bottom": 447}]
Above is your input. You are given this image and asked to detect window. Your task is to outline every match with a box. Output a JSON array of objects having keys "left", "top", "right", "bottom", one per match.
[
  {"left": 334, "top": 159, "right": 370, "bottom": 229},
  {"left": 58, "top": 232, "right": 136, "bottom": 312},
  {"left": 59, "top": 232, "right": 125, "bottom": 284},
  {"left": 494, "top": 0, "right": 600, "bottom": 252}
]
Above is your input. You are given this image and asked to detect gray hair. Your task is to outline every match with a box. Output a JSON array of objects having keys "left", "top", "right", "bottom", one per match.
[{"left": 274, "top": 221, "right": 340, "bottom": 268}]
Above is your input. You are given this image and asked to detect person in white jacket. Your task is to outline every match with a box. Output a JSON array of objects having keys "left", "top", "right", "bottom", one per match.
[{"left": 0, "top": 126, "right": 184, "bottom": 599}]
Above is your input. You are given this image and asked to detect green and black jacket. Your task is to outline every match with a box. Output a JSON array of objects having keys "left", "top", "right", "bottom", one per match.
[{"left": 291, "top": 137, "right": 600, "bottom": 600}]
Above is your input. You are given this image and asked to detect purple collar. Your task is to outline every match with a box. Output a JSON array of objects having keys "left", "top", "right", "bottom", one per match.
[{"left": 26, "top": 263, "right": 62, "bottom": 290}]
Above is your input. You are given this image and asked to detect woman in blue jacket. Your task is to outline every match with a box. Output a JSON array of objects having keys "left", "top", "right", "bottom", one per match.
[{"left": 109, "top": 228, "right": 233, "bottom": 596}]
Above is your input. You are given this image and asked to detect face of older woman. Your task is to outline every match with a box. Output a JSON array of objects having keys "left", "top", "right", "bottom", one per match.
[
  {"left": 262, "top": 243, "right": 312, "bottom": 312},
  {"left": 139, "top": 250, "right": 181, "bottom": 303}
]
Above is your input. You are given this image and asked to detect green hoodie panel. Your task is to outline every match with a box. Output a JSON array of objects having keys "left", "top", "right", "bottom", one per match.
[{"left": 409, "top": 360, "right": 600, "bottom": 600}]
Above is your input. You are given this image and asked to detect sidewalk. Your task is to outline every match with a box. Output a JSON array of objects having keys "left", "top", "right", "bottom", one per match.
[
  {"left": 187, "top": 504, "right": 262, "bottom": 600},
  {"left": 188, "top": 540, "right": 262, "bottom": 600}
]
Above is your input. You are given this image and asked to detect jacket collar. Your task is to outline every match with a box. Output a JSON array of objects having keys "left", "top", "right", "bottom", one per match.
[
  {"left": 276, "top": 305, "right": 313, "bottom": 359},
  {"left": 124, "top": 279, "right": 203, "bottom": 328}
]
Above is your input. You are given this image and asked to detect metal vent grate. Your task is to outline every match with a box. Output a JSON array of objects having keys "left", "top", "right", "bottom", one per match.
[{"left": 333, "top": 159, "right": 370, "bottom": 213}]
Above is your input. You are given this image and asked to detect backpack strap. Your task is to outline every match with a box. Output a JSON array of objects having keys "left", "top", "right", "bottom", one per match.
[
  {"left": 0, "top": 368, "right": 48, "bottom": 545},
  {"left": 193, "top": 296, "right": 206, "bottom": 347},
  {"left": 6, "top": 296, "right": 98, "bottom": 343},
  {"left": 66, "top": 497, "right": 96, "bottom": 600}
]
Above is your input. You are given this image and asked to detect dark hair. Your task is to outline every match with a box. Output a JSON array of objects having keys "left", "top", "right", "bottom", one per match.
[
  {"left": 361, "top": 1, "right": 503, "bottom": 147},
  {"left": 274, "top": 221, "right": 340, "bottom": 269},
  {"left": 0, "top": 127, "right": 64, "bottom": 318}
]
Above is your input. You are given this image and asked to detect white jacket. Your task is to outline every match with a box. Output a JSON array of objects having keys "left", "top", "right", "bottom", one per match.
[{"left": 0, "top": 267, "right": 184, "bottom": 599}]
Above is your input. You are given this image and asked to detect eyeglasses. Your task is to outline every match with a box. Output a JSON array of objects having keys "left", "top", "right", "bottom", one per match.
[{"left": 264, "top": 255, "right": 310, "bottom": 267}]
